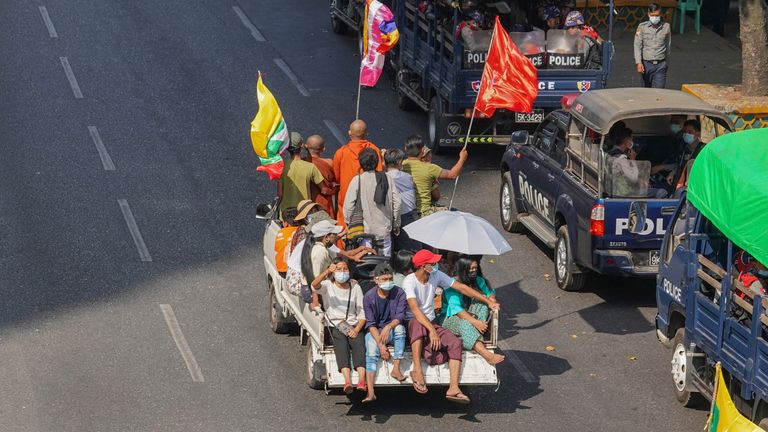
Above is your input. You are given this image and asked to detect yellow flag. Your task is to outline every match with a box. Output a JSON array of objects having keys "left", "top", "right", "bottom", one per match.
[
  {"left": 707, "top": 363, "right": 764, "bottom": 432},
  {"left": 250, "top": 74, "right": 289, "bottom": 179}
]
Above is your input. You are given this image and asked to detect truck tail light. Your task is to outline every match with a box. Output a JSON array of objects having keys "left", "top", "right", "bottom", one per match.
[
  {"left": 590, "top": 203, "right": 605, "bottom": 237},
  {"left": 464, "top": 108, "right": 489, "bottom": 119}
]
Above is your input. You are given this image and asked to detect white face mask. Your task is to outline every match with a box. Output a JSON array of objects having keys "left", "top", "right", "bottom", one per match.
[{"left": 649, "top": 16, "right": 661, "bottom": 25}]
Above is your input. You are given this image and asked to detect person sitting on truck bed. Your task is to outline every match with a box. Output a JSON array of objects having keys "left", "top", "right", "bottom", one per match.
[
  {"left": 275, "top": 207, "right": 299, "bottom": 278},
  {"left": 361, "top": 263, "right": 408, "bottom": 403},
  {"left": 440, "top": 256, "right": 505, "bottom": 365},
  {"left": 403, "top": 249, "right": 500, "bottom": 403},
  {"left": 672, "top": 119, "right": 705, "bottom": 189},
  {"left": 541, "top": 5, "right": 562, "bottom": 30},
  {"left": 733, "top": 251, "right": 768, "bottom": 299},
  {"left": 310, "top": 257, "right": 367, "bottom": 394},
  {"left": 402, "top": 134, "right": 467, "bottom": 216},
  {"left": 564, "top": 11, "right": 601, "bottom": 69},
  {"left": 606, "top": 128, "right": 643, "bottom": 196},
  {"left": 392, "top": 249, "right": 415, "bottom": 287}
]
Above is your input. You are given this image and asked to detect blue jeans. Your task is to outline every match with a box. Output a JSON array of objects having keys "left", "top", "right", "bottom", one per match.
[{"left": 364, "top": 324, "right": 406, "bottom": 372}]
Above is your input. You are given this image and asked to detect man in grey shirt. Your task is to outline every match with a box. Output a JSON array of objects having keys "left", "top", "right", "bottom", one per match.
[{"left": 634, "top": 3, "right": 672, "bottom": 88}]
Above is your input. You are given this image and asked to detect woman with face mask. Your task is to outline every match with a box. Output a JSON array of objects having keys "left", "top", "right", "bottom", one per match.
[
  {"left": 361, "top": 263, "right": 408, "bottom": 403},
  {"left": 310, "top": 257, "right": 367, "bottom": 394},
  {"left": 440, "top": 257, "right": 505, "bottom": 366}
]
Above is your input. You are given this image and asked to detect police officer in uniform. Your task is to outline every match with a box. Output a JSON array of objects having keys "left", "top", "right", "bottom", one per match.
[{"left": 633, "top": 3, "right": 671, "bottom": 88}]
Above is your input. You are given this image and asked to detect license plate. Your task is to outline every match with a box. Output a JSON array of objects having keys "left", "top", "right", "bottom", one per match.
[
  {"left": 650, "top": 250, "right": 660, "bottom": 267},
  {"left": 515, "top": 110, "right": 544, "bottom": 123}
]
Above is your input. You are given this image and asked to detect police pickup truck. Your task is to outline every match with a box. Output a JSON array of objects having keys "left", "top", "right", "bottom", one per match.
[
  {"left": 499, "top": 88, "right": 732, "bottom": 291},
  {"left": 655, "top": 129, "right": 768, "bottom": 427}
]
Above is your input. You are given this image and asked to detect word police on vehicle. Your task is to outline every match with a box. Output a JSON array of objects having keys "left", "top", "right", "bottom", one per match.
[
  {"left": 519, "top": 174, "right": 550, "bottom": 220},
  {"left": 615, "top": 217, "right": 667, "bottom": 236}
]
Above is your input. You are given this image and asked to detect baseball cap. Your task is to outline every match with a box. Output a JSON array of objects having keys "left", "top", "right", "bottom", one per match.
[
  {"left": 412, "top": 249, "right": 442, "bottom": 267},
  {"left": 373, "top": 263, "right": 394, "bottom": 277},
  {"left": 310, "top": 219, "right": 343, "bottom": 237},
  {"left": 294, "top": 199, "right": 321, "bottom": 221},
  {"left": 289, "top": 132, "right": 303, "bottom": 151}
]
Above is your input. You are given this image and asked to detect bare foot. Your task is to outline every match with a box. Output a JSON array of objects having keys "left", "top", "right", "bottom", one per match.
[
  {"left": 390, "top": 369, "right": 406, "bottom": 382},
  {"left": 362, "top": 395, "right": 377, "bottom": 404},
  {"left": 486, "top": 353, "right": 505, "bottom": 365}
]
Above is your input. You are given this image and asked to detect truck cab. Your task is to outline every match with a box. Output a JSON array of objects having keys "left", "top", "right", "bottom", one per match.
[
  {"left": 499, "top": 88, "right": 732, "bottom": 291},
  {"left": 654, "top": 129, "right": 768, "bottom": 428}
]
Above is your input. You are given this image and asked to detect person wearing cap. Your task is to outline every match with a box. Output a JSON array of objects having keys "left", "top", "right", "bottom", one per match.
[
  {"left": 564, "top": 10, "right": 602, "bottom": 69},
  {"left": 278, "top": 132, "right": 326, "bottom": 217},
  {"left": 542, "top": 4, "right": 561, "bottom": 30},
  {"left": 310, "top": 257, "right": 367, "bottom": 394},
  {"left": 333, "top": 119, "right": 383, "bottom": 226},
  {"left": 361, "top": 262, "right": 408, "bottom": 403},
  {"left": 303, "top": 135, "right": 338, "bottom": 218},
  {"left": 402, "top": 249, "right": 500, "bottom": 403}
]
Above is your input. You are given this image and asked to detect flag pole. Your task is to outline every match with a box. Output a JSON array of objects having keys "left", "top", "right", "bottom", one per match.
[
  {"left": 356, "top": 65, "right": 363, "bottom": 119},
  {"left": 448, "top": 22, "right": 497, "bottom": 210}
]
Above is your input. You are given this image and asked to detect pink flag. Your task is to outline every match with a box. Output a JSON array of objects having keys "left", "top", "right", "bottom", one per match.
[{"left": 360, "top": 0, "right": 398, "bottom": 88}]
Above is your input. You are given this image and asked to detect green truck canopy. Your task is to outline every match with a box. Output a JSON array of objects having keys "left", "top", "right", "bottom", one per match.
[{"left": 688, "top": 128, "right": 768, "bottom": 266}]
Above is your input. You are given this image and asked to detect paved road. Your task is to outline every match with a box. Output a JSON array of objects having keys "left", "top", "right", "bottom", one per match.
[{"left": 0, "top": 0, "right": 716, "bottom": 430}]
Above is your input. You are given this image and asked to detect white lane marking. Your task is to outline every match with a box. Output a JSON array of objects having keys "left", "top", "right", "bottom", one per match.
[
  {"left": 497, "top": 339, "right": 537, "bottom": 383},
  {"left": 59, "top": 57, "right": 83, "bottom": 99},
  {"left": 273, "top": 58, "right": 310, "bottom": 97},
  {"left": 232, "top": 6, "right": 265, "bottom": 42},
  {"left": 117, "top": 199, "right": 152, "bottom": 262},
  {"left": 87, "top": 126, "right": 115, "bottom": 171},
  {"left": 159, "top": 304, "right": 205, "bottom": 383},
  {"left": 38, "top": 6, "right": 58, "bottom": 38},
  {"left": 323, "top": 119, "right": 346, "bottom": 146}
]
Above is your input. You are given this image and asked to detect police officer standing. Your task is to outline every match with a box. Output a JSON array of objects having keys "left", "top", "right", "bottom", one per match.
[{"left": 634, "top": 3, "right": 671, "bottom": 88}]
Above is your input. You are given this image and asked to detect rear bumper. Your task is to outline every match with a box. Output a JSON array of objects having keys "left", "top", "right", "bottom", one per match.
[{"left": 592, "top": 249, "right": 659, "bottom": 277}]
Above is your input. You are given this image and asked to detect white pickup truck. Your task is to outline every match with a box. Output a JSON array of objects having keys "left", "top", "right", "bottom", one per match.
[{"left": 256, "top": 201, "right": 501, "bottom": 390}]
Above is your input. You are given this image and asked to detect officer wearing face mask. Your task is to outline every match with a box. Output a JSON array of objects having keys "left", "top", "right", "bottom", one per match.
[
  {"left": 668, "top": 119, "right": 704, "bottom": 187},
  {"left": 634, "top": 3, "right": 671, "bottom": 88}
]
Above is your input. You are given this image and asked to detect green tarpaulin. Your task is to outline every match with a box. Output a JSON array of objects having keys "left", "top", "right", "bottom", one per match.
[{"left": 688, "top": 128, "right": 768, "bottom": 267}]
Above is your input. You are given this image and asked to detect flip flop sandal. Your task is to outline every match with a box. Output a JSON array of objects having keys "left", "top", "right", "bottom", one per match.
[
  {"left": 356, "top": 382, "right": 367, "bottom": 392},
  {"left": 409, "top": 371, "right": 428, "bottom": 394},
  {"left": 343, "top": 383, "right": 353, "bottom": 395},
  {"left": 390, "top": 373, "right": 407, "bottom": 382},
  {"left": 445, "top": 392, "right": 471, "bottom": 404},
  {"left": 361, "top": 396, "right": 377, "bottom": 404}
]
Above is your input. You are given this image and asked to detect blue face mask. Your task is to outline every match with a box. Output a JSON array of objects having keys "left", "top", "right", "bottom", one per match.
[
  {"left": 683, "top": 133, "right": 696, "bottom": 145},
  {"left": 379, "top": 281, "right": 395, "bottom": 291},
  {"left": 670, "top": 124, "right": 682, "bottom": 134},
  {"left": 334, "top": 272, "right": 350, "bottom": 283}
]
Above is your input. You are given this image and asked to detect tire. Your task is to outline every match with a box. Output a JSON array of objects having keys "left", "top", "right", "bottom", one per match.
[
  {"left": 758, "top": 418, "right": 768, "bottom": 430},
  {"left": 500, "top": 172, "right": 525, "bottom": 233},
  {"left": 329, "top": 1, "right": 348, "bottom": 34},
  {"left": 268, "top": 279, "right": 290, "bottom": 334},
  {"left": 428, "top": 96, "right": 448, "bottom": 155},
  {"left": 396, "top": 69, "right": 417, "bottom": 111},
  {"left": 307, "top": 343, "right": 326, "bottom": 390},
  {"left": 554, "top": 226, "right": 587, "bottom": 292},
  {"left": 671, "top": 328, "right": 706, "bottom": 407}
]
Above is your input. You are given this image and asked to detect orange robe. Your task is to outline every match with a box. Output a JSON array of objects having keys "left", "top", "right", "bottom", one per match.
[{"left": 332, "top": 140, "right": 382, "bottom": 225}]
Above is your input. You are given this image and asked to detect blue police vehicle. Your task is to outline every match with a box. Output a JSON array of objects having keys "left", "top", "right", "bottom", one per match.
[
  {"left": 499, "top": 89, "right": 732, "bottom": 291},
  {"left": 332, "top": 0, "right": 616, "bottom": 153},
  {"left": 655, "top": 129, "right": 768, "bottom": 427}
]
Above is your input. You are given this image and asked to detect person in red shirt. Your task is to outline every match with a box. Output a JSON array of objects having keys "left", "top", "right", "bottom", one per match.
[{"left": 333, "top": 119, "right": 382, "bottom": 226}]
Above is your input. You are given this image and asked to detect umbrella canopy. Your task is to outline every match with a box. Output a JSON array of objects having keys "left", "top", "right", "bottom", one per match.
[
  {"left": 403, "top": 211, "right": 512, "bottom": 256},
  {"left": 688, "top": 128, "right": 768, "bottom": 267}
]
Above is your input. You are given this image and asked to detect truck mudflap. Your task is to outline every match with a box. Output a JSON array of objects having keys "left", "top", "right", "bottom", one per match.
[
  {"left": 593, "top": 249, "right": 660, "bottom": 277},
  {"left": 322, "top": 350, "right": 500, "bottom": 387}
]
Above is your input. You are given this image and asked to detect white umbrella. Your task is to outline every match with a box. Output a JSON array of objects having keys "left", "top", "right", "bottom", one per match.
[{"left": 403, "top": 211, "right": 512, "bottom": 256}]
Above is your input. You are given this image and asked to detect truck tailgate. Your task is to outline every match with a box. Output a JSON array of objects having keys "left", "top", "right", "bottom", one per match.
[{"left": 601, "top": 198, "right": 680, "bottom": 250}]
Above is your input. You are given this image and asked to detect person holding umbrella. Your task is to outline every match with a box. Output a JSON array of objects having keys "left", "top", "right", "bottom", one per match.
[{"left": 440, "top": 256, "right": 505, "bottom": 365}]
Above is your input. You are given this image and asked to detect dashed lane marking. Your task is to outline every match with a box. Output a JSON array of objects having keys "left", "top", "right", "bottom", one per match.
[
  {"left": 273, "top": 58, "right": 310, "bottom": 97},
  {"left": 59, "top": 57, "right": 83, "bottom": 98},
  {"left": 88, "top": 126, "right": 115, "bottom": 171},
  {"left": 159, "top": 304, "right": 205, "bottom": 383},
  {"left": 117, "top": 199, "right": 152, "bottom": 262},
  {"left": 323, "top": 119, "right": 346, "bottom": 146},
  {"left": 232, "top": 6, "right": 265, "bottom": 42},
  {"left": 38, "top": 6, "right": 58, "bottom": 38}
]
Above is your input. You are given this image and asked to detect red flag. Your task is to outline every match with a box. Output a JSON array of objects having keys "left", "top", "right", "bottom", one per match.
[{"left": 474, "top": 16, "right": 538, "bottom": 117}]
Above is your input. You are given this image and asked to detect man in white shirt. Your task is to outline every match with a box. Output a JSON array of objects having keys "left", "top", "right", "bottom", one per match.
[{"left": 402, "top": 249, "right": 499, "bottom": 404}]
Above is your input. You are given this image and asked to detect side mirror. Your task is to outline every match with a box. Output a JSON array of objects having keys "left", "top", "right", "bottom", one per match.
[
  {"left": 511, "top": 130, "right": 530, "bottom": 145},
  {"left": 628, "top": 201, "right": 648, "bottom": 234},
  {"left": 255, "top": 203, "right": 274, "bottom": 220}
]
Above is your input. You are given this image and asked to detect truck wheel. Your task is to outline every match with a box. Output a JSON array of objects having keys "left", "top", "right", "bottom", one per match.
[
  {"left": 268, "top": 279, "right": 290, "bottom": 334},
  {"left": 329, "top": 1, "right": 348, "bottom": 34},
  {"left": 428, "top": 96, "right": 448, "bottom": 155},
  {"left": 554, "top": 226, "right": 586, "bottom": 291},
  {"left": 500, "top": 172, "right": 524, "bottom": 233},
  {"left": 307, "top": 343, "right": 326, "bottom": 390},
  {"left": 671, "top": 328, "right": 706, "bottom": 407}
]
